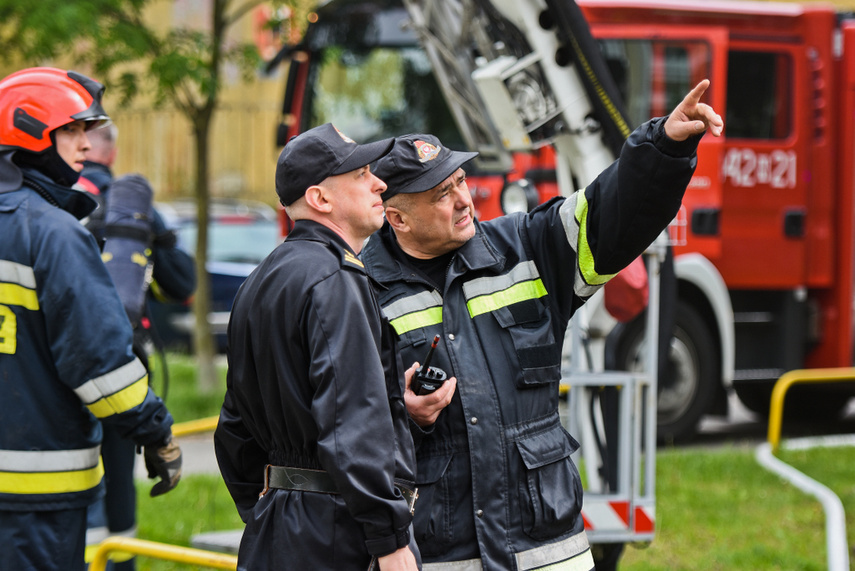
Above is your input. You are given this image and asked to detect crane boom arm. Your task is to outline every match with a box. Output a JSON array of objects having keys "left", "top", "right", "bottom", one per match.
[{"left": 401, "top": 0, "right": 631, "bottom": 188}]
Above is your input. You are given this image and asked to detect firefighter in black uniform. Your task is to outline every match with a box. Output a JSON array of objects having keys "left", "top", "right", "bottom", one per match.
[
  {"left": 214, "top": 123, "right": 424, "bottom": 570},
  {"left": 360, "top": 81, "right": 723, "bottom": 570}
]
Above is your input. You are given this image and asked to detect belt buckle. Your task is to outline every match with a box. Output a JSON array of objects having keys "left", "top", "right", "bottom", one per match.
[
  {"left": 259, "top": 464, "right": 272, "bottom": 498},
  {"left": 404, "top": 486, "right": 419, "bottom": 515}
]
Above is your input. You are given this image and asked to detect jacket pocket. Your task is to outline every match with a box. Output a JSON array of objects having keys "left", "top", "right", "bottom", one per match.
[
  {"left": 491, "top": 299, "right": 561, "bottom": 387},
  {"left": 413, "top": 452, "right": 454, "bottom": 556},
  {"left": 395, "top": 327, "right": 427, "bottom": 353},
  {"left": 515, "top": 424, "right": 583, "bottom": 540}
]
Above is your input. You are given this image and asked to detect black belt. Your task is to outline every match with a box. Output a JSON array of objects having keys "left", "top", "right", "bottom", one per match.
[{"left": 260, "top": 464, "right": 418, "bottom": 514}]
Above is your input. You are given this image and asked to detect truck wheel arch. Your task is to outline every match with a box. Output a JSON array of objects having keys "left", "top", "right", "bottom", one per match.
[{"left": 673, "top": 252, "right": 734, "bottom": 389}]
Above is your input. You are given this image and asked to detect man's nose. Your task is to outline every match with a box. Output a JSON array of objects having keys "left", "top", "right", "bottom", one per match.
[
  {"left": 371, "top": 172, "right": 387, "bottom": 193},
  {"left": 452, "top": 184, "right": 469, "bottom": 207}
]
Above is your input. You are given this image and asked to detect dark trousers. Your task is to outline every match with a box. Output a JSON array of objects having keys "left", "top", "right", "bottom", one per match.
[
  {"left": 87, "top": 425, "right": 138, "bottom": 571},
  {"left": 1, "top": 506, "right": 87, "bottom": 571}
]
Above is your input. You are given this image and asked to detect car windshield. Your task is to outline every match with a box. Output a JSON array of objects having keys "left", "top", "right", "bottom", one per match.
[{"left": 181, "top": 219, "right": 280, "bottom": 265}]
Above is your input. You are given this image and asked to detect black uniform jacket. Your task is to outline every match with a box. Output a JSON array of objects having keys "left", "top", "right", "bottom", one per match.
[
  {"left": 361, "top": 117, "right": 700, "bottom": 570},
  {"left": 215, "top": 221, "right": 418, "bottom": 569}
]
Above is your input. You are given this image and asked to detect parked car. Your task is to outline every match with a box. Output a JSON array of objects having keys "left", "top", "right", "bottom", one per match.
[{"left": 148, "top": 198, "right": 282, "bottom": 352}]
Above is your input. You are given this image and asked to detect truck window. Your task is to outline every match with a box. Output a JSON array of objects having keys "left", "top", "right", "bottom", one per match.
[
  {"left": 598, "top": 39, "right": 710, "bottom": 127},
  {"left": 725, "top": 51, "right": 792, "bottom": 139},
  {"left": 304, "top": 45, "right": 464, "bottom": 147}
]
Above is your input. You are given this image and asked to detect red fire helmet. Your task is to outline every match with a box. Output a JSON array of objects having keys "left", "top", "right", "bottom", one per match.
[{"left": 0, "top": 67, "right": 110, "bottom": 154}]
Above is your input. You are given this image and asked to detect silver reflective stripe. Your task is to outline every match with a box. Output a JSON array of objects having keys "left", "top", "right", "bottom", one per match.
[
  {"left": 559, "top": 194, "right": 580, "bottom": 252},
  {"left": 382, "top": 290, "right": 443, "bottom": 321},
  {"left": 86, "top": 525, "right": 110, "bottom": 546},
  {"left": 515, "top": 530, "right": 593, "bottom": 571},
  {"left": 75, "top": 358, "right": 147, "bottom": 405},
  {"left": 462, "top": 261, "right": 540, "bottom": 300},
  {"left": 0, "top": 260, "right": 36, "bottom": 288},
  {"left": 559, "top": 193, "right": 609, "bottom": 299},
  {"left": 113, "top": 525, "right": 138, "bottom": 539},
  {"left": 0, "top": 446, "right": 101, "bottom": 472},
  {"left": 423, "top": 559, "right": 483, "bottom": 571}
]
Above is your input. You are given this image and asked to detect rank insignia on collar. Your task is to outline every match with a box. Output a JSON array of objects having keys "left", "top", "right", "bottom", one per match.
[{"left": 343, "top": 250, "right": 364, "bottom": 269}]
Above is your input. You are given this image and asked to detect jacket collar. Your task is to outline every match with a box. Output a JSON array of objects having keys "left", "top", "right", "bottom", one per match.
[
  {"left": 21, "top": 167, "right": 98, "bottom": 220},
  {"left": 287, "top": 219, "right": 366, "bottom": 272},
  {"left": 0, "top": 151, "right": 22, "bottom": 194},
  {"left": 362, "top": 219, "right": 504, "bottom": 285}
]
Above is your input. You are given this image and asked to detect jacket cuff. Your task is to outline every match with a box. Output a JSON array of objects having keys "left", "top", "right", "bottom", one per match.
[
  {"left": 652, "top": 115, "right": 703, "bottom": 158},
  {"left": 365, "top": 526, "right": 411, "bottom": 557},
  {"left": 408, "top": 416, "right": 435, "bottom": 447}
]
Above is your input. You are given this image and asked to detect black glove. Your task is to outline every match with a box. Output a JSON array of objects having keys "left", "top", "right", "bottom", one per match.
[{"left": 143, "top": 432, "right": 182, "bottom": 497}]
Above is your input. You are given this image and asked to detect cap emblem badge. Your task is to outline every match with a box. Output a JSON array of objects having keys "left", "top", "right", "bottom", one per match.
[
  {"left": 333, "top": 125, "right": 355, "bottom": 144},
  {"left": 414, "top": 140, "right": 441, "bottom": 163}
]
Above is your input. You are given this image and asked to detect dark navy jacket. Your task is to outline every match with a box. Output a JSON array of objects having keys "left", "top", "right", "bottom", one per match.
[
  {"left": 0, "top": 160, "right": 174, "bottom": 511},
  {"left": 361, "top": 118, "right": 700, "bottom": 570},
  {"left": 215, "top": 221, "right": 419, "bottom": 569}
]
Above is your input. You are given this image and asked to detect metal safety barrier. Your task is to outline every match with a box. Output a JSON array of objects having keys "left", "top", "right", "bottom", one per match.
[
  {"left": 761, "top": 366, "right": 855, "bottom": 571},
  {"left": 89, "top": 537, "right": 237, "bottom": 571},
  {"left": 172, "top": 415, "right": 219, "bottom": 437},
  {"left": 767, "top": 367, "right": 855, "bottom": 453}
]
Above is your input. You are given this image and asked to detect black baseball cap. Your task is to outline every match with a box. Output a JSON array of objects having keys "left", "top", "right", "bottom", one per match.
[
  {"left": 374, "top": 134, "right": 478, "bottom": 200},
  {"left": 276, "top": 123, "right": 394, "bottom": 206}
]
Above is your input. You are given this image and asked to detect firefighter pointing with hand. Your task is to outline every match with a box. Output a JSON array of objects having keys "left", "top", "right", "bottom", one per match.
[
  {"left": 0, "top": 67, "right": 182, "bottom": 571},
  {"left": 360, "top": 80, "right": 722, "bottom": 570}
]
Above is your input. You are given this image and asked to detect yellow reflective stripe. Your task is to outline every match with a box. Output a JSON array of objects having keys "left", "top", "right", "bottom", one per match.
[
  {"left": 463, "top": 261, "right": 540, "bottom": 299},
  {"left": 574, "top": 192, "right": 613, "bottom": 287},
  {"left": 85, "top": 376, "right": 150, "bottom": 419},
  {"left": 0, "top": 458, "right": 103, "bottom": 494},
  {"left": 0, "top": 282, "right": 38, "bottom": 310},
  {"left": 76, "top": 358, "right": 147, "bottom": 404},
  {"left": 389, "top": 307, "right": 443, "bottom": 336},
  {"left": 466, "top": 279, "right": 548, "bottom": 318}
]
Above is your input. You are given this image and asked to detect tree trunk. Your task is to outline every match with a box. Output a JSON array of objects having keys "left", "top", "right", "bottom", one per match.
[{"left": 192, "top": 113, "right": 219, "bottom": 394}]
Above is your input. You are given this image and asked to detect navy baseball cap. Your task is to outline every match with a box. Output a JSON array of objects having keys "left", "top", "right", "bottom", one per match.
[
  {"left": 374, "top": 134, "right": 478, "bottom": 200},
  {"left": 276, "top": 123, "right": 394, "bottom": 206}
]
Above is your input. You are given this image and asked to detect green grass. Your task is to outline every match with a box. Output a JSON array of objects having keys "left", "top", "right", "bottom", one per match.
[
  {"left": 619, "top": 446, "right": 830, "bottom": 570},
  {"left": 129, "top": 354, "right": 855, "bottom": 569},
  {"left": 149, "top": 352, "right": 227, "bottom": 423},
  {"left": 134, "top": 475, "right": 243, "bottom": 570}
]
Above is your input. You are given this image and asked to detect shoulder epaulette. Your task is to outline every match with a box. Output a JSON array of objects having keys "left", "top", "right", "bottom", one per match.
[{"left": 342, "top": 248, "right": 365, "bottom": 271}]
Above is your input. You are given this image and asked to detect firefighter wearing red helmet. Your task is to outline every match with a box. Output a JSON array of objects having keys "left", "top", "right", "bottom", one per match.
[{"left": 0, "top": 68, "right": 182, "bottom": 571}]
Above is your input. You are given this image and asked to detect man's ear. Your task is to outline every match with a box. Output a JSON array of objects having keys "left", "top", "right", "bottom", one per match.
[
  {"left": 384, "top": 206, "right": 410, "bottom": 233},
  {"left": 304, "top": 185, "right": 332, "bottom": 214}
]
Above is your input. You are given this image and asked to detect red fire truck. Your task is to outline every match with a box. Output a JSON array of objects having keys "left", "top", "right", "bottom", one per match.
[{"left": 270, "top": 0, "right": 855, "bottom": 443}]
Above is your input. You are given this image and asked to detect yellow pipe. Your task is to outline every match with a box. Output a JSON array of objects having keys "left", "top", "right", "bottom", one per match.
[
  {"left": 767, "top": 367, "right": 855, "bottom": 453},
  {"left": 172, "top": 415, "right": 219, "bottom": 437},
  {"left": 90, "top": 537, "right": 237, "bottom": 571}
]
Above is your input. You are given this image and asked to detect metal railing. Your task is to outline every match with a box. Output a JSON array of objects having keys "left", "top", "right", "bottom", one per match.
[
  {"left": 766, "top": 367, "right": 855, "bottom": 453},
  {"left": 172, "top": 415, "right": 220, "bottom": 437},
  {"left": 90, "top": 415, "right": 232, "bottom": 569},
  {"left": 761, "top": 366, "right": 855, "bottom": 571},
  {"left": 89, "top": 537, "right": 237, "bottom": 571}
]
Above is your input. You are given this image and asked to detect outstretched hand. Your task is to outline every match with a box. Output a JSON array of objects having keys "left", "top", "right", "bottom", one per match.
[{"left": 664, "top": 79, "right": 723, "bottom": 141}]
